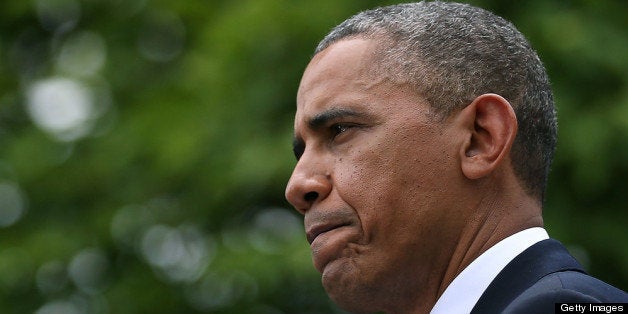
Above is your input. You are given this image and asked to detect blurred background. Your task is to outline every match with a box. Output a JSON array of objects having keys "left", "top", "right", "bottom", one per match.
[{"left": 0, "top": 0, "right": 626, "bottom": 313}]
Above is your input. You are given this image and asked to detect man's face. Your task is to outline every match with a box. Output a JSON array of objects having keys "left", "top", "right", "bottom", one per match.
[{"left": 285, "top": 38, "right": 467, "bottom": 312}]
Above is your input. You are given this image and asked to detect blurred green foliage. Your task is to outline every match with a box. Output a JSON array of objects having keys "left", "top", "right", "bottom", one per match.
[{"left": 0, "top": 0, "right": 626, "bottom": 313}]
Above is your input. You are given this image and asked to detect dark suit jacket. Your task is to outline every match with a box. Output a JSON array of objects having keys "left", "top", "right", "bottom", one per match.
[{"left": 471, "top": 239, "right": 628, "bottom": 314}]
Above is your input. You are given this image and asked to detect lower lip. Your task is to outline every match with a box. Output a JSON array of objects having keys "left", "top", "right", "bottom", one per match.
[{"left": 310, "top": 226, "right": 357, "bottom": 273}]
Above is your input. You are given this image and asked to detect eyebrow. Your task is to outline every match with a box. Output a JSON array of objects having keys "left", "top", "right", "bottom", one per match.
[{"left": 307, "top": 107, "right": 367, "bottom": 129}]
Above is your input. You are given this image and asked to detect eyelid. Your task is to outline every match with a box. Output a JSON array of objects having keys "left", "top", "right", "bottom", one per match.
[
  {"left": 330, "top": 122, "right": 361, "bottom": 139},
  {"left": 332, "top": 123, "right": 350, "bottom": 133},
  {"left": 292, "top": 120, "right": 367, "bottom": 160}
]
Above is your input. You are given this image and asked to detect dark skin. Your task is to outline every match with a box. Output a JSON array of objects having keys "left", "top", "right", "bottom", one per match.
[{"left": 285, "top": 38, "right": 543, "bottom": 313}]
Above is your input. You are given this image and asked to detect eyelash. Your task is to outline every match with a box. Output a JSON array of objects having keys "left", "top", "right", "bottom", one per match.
[
  {"left": 331, "top": 123, "right": 350, "bottom": 136},
  {"left": 330, "top": 123, "right": 359, "bottom": 141}
]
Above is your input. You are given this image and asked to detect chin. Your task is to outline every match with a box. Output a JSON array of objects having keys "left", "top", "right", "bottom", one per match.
[
  {"left": 326, "top": 284, "right": 383, "bottom": 314},
  {"left": 321, "top": 258, "right": 383, "bottom": 313}
]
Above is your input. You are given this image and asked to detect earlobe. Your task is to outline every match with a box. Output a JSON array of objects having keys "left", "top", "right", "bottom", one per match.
[{"left": 459, "top": 94, "right": 518, "bottom": 180}]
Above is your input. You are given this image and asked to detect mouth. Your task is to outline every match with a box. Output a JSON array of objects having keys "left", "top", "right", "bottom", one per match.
[{"left": 306, "top": 222, "right": 351, "bottom": 245}]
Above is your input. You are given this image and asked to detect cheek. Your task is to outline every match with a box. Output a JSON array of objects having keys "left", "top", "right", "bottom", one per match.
[
  {"left": 336, "top": 131, "right": 445, "bottom": 197},
  {"left": 332, "top": 142, "right": 417, "bottom": 232},
  {"left": 333, "top": 129, "right": 458, "bottom": 236},
  {"left": 333, "top": 145, "right": 389, "bottom": 206}
]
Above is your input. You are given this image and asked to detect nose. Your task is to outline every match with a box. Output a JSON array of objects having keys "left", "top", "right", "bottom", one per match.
[{"left": 285, "top": 155, "right": 332, "bottom": 214}]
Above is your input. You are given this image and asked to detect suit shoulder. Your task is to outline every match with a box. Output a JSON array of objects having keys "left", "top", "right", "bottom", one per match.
[{"left": 503, "top": 271, "right": 628, "bottom": 314}]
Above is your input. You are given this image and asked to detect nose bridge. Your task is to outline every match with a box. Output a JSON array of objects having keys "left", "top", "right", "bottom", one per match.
[{"left": 285, "top": 149, "right": 331, "bottom": 214}]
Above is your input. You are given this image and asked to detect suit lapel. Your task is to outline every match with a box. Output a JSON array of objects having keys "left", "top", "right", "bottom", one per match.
[{"left": 470, "top": 239, "right": 585, "bottom": 313}]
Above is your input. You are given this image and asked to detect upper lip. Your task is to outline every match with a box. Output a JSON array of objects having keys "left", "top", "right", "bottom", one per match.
[{"left": 306, "top": 222, "right": 350, "bottom": 244}]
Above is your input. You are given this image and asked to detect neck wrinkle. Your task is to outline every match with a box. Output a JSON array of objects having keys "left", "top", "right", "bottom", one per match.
[{"left": 436, "top": 190, "right": 503, "bottom": 299}]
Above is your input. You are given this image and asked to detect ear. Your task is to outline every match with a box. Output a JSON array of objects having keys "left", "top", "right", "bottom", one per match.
[{"left": 457, "top": 93, "right": 518, "bottom": 180}]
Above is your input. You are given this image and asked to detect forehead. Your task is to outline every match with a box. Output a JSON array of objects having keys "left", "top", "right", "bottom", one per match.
[
  {"left": 296, "top": 39, "right": 388, "bottom": 122},
  {"left": 299, "top": 38, "right": 379, "bottom": 91},
  {"left": 295, "top": 38, "right": 433, "bottom": 132}
]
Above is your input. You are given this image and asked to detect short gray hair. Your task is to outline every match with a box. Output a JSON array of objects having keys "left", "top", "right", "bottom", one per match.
[{"left": 315, "top": 1, "right": 557, "bottom": 200}]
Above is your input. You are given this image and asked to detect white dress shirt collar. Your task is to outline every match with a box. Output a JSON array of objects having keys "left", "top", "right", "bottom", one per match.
[{"left": 430, "top": 227, "right": 549, "bottom": 314}]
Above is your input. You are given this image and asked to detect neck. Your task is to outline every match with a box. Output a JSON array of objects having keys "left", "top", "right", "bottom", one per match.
[{"left": 436, "top": 184, "right": 543, "bottom": 300}]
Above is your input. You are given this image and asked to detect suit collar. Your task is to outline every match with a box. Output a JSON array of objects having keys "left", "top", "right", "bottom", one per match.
[{"left": 471, "top": 239, "right": 585, "bottom": 313}]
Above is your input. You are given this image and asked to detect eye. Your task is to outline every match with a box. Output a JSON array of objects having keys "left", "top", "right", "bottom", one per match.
[
  {"left": 329, "top": 123, "right": 361, "bottom": 144},
  {"left": 293, "top": 138, "right": 305, "bottom": 161},
  {"left": 331, "top": 123, "right": 350, "bottom": 136}
]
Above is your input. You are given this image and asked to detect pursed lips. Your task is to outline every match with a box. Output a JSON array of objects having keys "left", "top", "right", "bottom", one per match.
[{"left": 306, "top": 221, "right": 351, "bottom": 245}]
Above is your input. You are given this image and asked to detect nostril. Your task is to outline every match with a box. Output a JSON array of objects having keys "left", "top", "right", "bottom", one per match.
[{"left": 304, "top": 191, "right": 318, "bottom": 202}]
